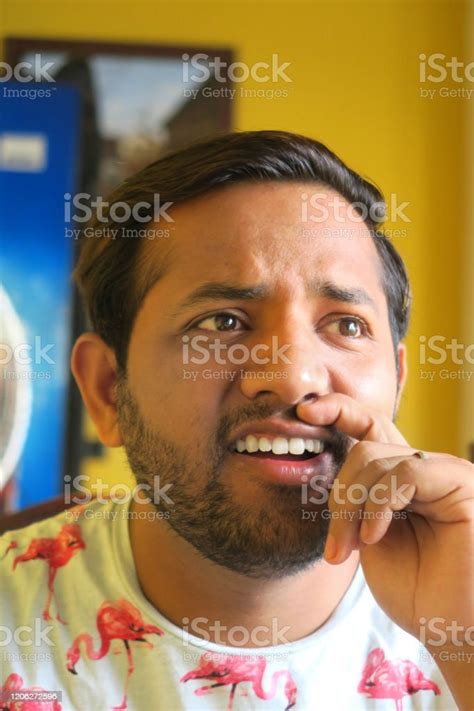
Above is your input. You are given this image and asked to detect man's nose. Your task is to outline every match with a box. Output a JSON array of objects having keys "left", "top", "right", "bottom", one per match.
[{"left": 238, "top": 320, "right": 331, "bottom": 405}]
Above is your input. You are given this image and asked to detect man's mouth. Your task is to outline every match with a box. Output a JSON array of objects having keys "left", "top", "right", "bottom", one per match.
[
  {"left": 232, "top": 435, "right": 325, "bottom": 461},
  {"left": 225, "top": 419, "right": 339, "bottom": 486}
]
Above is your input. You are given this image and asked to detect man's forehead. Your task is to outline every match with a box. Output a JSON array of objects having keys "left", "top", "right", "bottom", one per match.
[
  {"left": 138, "top": 181, "right": 384, "bottom": 304},
  {"left": 165, "top": 180, "right": 368, "bottom": 237}
]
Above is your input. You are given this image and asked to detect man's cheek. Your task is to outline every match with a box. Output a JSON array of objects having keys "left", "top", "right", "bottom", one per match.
[
  {"left": 162, "top": 376, "right": 222, "bottom": 433},
  {"left": 339, "top": 369, "right": 398, "bottom": 415}
]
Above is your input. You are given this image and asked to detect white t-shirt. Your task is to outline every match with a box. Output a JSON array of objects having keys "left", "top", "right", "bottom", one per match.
[{"left": 0, "top": 498, "right": 457, "bottom": 710}]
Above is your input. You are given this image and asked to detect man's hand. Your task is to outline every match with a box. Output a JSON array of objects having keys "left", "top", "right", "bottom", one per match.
[{"left": 297, "top": 393, "right": 474, "bottom": 708}]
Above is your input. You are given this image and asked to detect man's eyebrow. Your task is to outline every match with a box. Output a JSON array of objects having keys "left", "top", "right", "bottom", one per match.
[
  {"left": 171, "top": 278, "right": 378, "bottom": 319},
  {"left": 172, "top": 282, "right": 269, "bottom": 317},
  {"left": 310, "top": 279, "right": 379, "bottom": 312}
]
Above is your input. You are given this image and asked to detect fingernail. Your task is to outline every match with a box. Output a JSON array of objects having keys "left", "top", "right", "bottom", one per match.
[
  {"left": 324, "top": 534, "right": 338, "bottom": 562},
  {"left": 299, "top": 395, "right": 317, "bottom": 408}
]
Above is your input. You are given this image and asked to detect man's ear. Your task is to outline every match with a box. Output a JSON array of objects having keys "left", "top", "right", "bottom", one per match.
[
  {"left": 71, "top": 332, "right": 123, "bottom": 447},
  {"left": 395, "top": 342, "right": 408, "bottom": 410}
]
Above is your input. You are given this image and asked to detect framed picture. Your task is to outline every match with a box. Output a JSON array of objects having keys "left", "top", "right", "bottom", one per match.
[{"left": 2, "top": 38, "right": 234, "bottom": 510}]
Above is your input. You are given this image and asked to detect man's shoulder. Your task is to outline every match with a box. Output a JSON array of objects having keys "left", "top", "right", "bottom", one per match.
[
  {"left": 0, "top": 497, "right": 123, "bottom": 585},
  {"left": 0, "top": 497, "right": 117, "bottom": 545},
  {"left": 0, "top": 497, "right": 127, "bottom": 627}
]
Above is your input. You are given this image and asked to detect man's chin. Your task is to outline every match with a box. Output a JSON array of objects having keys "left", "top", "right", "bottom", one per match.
[{"left": 162, "top": 484, "right": 330, "bottom": 579}]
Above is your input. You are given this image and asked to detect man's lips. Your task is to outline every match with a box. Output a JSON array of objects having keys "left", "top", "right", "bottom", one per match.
[
  {"left": 225, "top": 418, "right": 337, "bottom": 486},
  {"left": 236, "top": 449, "right": 317, "bottom": 461},
  {"left": 228, "top": 448, "right": 335, "bottom": 486}
]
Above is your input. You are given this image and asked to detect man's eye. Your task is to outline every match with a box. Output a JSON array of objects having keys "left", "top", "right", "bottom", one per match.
[
  {"left": 194, "top": 313, "right": 243, "bottom": 332},
  {"left": 323, "top": 317, "right": 367, "bottom": 338}
]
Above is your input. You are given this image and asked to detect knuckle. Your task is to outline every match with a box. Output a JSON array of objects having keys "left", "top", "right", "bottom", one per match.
[
  {"left": 395, "top": 458, "right": 417, "bottom": 483},
  {"left": 349, "top": 440, "right": 378, "bottom": 466},
  {"left": 366, "top": 457, "right": 392, "bottom": 479}
]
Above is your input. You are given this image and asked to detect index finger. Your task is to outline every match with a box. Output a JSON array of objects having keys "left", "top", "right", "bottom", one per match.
[{"left": 297, "top": 393, "right": 408, "bottom": 446}]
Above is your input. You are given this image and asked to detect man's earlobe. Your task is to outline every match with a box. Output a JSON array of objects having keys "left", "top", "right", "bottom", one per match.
[
  {"left": 395, "top": 342, "right": 408, "bottom": 409},
  {"left": 71, "top": 333, "right": 123, "bottom": 447}
]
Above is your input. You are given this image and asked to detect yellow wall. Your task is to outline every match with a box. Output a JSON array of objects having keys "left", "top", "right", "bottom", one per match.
[
  {"left": 463, "top": 0, "right": 474, "bottom": 460},
  {"left": 1, "top": 0, "right": 471, "bottom": 490}
]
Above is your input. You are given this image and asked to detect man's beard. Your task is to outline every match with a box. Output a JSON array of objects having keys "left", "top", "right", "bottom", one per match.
[{"left": 116, "top": 377, "right": 351, "bottom": 580}]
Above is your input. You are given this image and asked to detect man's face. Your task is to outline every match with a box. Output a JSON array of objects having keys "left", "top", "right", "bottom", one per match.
[{"left": 117, "top": 182, "right": 402, "bottom": 578}]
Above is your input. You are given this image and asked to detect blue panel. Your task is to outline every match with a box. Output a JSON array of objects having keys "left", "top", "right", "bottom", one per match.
[{"left": 0, "top": 83, "right": 80, "bottom": 509}]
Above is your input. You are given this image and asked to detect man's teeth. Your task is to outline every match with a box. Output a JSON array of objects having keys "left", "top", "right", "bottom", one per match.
[{"left": 235, "top": 436, "right": 324, "bottom": 455}]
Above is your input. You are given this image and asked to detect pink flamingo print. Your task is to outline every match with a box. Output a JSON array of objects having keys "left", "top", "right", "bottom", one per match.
[
  {"left": 1, "top": 523, "right": 85, "bottom": 624},
  {"left": 66, "top": 598, "right": 164, "bottom": 710},
  {"left": 0, "top": 673, "right": 62, "bottom": 710},
  {"left": 181, "top": 652, "right": 297, "bottom": 710},
  {"left": 358, "top": 647, "right": 441, "bottom": 711}
]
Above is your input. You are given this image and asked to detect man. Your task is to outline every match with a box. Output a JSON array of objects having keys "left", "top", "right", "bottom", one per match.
[{"left": 1, "top": 131, "right": 472, "bottom": 710}]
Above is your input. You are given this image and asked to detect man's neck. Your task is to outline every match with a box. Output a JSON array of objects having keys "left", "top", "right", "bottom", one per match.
[{"left": 128, "top": 498, "right": 360, "bottom": 648}]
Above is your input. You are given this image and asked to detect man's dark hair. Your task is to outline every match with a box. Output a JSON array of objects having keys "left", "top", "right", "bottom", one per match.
[{"left": 73, "top": 130, "right": 411, "bottom": 371}]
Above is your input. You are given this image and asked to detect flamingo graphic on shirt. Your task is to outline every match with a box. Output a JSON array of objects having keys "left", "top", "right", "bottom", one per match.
[
  {"left": 358, "top": 647, "right": 441, "bottom": 711},
  {"left": 0, "top": 673, "right": 62, "bottom": 710},
  {"left": 66, "top": 598, "right": 164, "bottom": 711},
  {"left": 181, "top": 651, "right": 297, "bottom": 710},
  {"left": 1, "top": 523, "right": 85, "bottom": 624}
]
